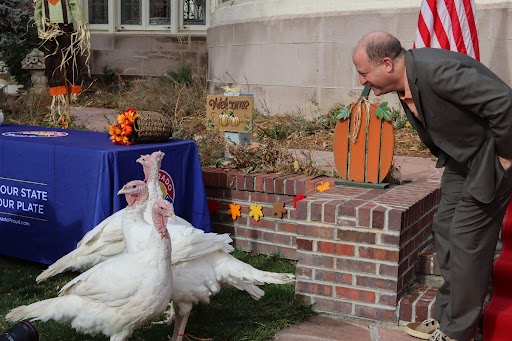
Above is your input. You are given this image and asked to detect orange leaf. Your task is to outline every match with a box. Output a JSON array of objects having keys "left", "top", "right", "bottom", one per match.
[
  {"left": 227, "top": 203, "right": 241, "bottom": 221},
  {"left": 316, "top": 181, "right": 331, "bottom": 192}
]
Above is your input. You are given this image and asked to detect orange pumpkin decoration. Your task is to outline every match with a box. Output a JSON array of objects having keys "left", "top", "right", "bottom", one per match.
[{"left": 333, "top": 86, "right": 394, "bottom": 184}]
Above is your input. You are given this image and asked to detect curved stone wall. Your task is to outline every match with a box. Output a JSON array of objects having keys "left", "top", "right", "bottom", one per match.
[{"left": 207, "top": 1, "right": 512, "bottom": 117}]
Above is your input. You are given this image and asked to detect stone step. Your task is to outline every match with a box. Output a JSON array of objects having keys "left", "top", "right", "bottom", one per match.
[{"left": 398, "top": 274, "right": 442, "bottom": 323}]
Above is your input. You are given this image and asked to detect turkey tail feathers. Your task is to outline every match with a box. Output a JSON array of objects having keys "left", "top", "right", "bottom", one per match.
[
  {"left": 35, "top": 252, "right": 74, "bottom": 283},
  {"left": 6, "top": 296, "right": 81, "bottom": 323}
]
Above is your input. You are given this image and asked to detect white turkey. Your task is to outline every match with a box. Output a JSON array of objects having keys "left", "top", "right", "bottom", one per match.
[
  {"left": 35, "top": 151, "right": 232, "bottom": 283},
  {"left": 6, "top": 199, "right": 175, "bottom": 341},
  {"left": 123, "top": 157, "right": 295, "bottom": 341}
]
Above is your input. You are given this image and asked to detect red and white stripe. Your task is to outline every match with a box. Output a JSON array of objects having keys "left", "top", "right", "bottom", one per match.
[{"left": 414, "top": 0, "right": 480, "bottom": 60}]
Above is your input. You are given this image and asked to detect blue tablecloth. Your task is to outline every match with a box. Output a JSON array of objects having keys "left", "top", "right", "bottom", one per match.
[{"left": 0, "top": 124, "right": 210, "bottom": 264}]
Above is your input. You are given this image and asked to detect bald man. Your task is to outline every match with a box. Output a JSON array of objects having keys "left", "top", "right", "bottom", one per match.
[{"left": 352, "top": 32, "right": 512, "bottom": 341}]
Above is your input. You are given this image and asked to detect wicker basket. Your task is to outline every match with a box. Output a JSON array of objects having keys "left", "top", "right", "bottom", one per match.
[{"left": 132, "top": 110, "right": 172, "bottom": 143}]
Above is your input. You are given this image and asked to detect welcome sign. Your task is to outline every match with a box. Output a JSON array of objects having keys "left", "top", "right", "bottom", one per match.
[{"left": 206, "top": 95, "right": 254, "bottom": 133}]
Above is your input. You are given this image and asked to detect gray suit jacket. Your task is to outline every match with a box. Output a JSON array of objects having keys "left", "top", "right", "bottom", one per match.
[{"left": 402, "top": 48, "right": 512, "bottom": 203}]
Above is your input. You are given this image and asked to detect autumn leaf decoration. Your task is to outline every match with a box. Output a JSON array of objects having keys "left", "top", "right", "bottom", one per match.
[
  {"left": 227, "top": 203, "right": 241, "bottom": 221},
  {"left": 316, "top": 181, "right": 331, "bottom": 192},
  {"left": 293, "top": 194, "right": 306, "bottom": 209},
  {"left": 249, "top": 204, "right": 264, "bottom": 221},
  {"left": 108, "top": 108, "right": 139, "bottom": 145},
  {"left": 272, "top": 202, "right": 287, "bottom": 219}
]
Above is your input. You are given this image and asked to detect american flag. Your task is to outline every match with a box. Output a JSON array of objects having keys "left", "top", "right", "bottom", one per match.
[{"left": 414, "top": 0, "right": 480, "bottom": 60}]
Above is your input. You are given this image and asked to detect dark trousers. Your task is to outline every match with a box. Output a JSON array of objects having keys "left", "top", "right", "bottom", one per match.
[
  {"left": 433, "top": 158, "right": 512, "bottom": 341},
  {"left": 42, "top": 23, "right": 82, "bottom": 96}
]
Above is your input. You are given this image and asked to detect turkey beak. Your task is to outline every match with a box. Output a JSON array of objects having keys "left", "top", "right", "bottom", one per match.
[{"left": 117, "top": 188, "right": 127, "bottom": 195}]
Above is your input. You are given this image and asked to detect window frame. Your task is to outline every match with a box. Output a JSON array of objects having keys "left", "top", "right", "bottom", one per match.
[{"left": 81, "top": 0, "right": 208, "bottom": 34}]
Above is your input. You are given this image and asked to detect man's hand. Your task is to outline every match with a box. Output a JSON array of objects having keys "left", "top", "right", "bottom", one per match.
[{"left": 498, "top": 156, "right": 512, "bottom": 171}]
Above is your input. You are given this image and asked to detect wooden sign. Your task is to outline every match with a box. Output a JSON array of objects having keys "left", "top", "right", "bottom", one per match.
[
  {"left": 333, "top": 86, "right": 394, "bottom": 184},
  {"left": 206, "top": 95, "right": 254, "bottom": 133}
]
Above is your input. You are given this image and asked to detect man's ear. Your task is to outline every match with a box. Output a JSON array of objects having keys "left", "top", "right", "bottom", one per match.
[{"left": 382, "top": 57, "right": 394, "bottom": 72}]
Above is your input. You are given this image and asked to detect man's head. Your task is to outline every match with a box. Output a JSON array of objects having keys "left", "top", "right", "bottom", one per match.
[{"left": 352, "top": 32, "right": 405, "bottom": 96}]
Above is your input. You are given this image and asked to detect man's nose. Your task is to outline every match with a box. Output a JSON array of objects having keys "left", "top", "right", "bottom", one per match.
[{"left": 359, "top": 75, "right": 367, "bottom": 85}]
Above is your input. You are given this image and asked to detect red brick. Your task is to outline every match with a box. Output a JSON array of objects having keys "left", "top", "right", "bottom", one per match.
[
  {"left": 219, "top": 172, "right": 228, "bottom": 188},
  {"left": 236, "top": 227, "right": 262, "bottom": 239},
  {"left": 387, "top": 208, "right": 405, "bottom": 231},
  {"left": 251, "top": 192, "right": 278, "bottom": 204},
  {"left": 295, "top": 176, "right": 316, "bottom": 195},
  {"left": 317, "top": 241, "right": 355, "bottom": 256},
  {"left": 311, "top": 200, "right": 327, "bottom": 222},
  {"left": 296, "top": 224, "right": 334, "bottom": 239},
  {"left": 235, "top": 173, "right": 245, "bottom": 190},
  {"left": 254, "top": 242, "right": 277, "bottom": 254},
  {"left": 273, "top": 175, "right": 290, "bottom": 195},
  {"left": 311, "top": 298, "right": 352, "bottom": 314},
  {"left": 379, "top": 264, "right": 399, "bottom": 277},
  {"left": 249, "top": 217, "right": 276, "bottom": 230},
  {"left": 254, "top": 174, "right": 265, "bottom": 192},
  {"left": 263, "top": 173, "right": 281, "bottom": 193},
  {"left": 355, "top": 305, "right": 396, "bottom": 322},
  {"left": 315, "top": 270, "right": 352, "bottom": 285},
  {"left": 297, "top": 253, "right": 334, "bottom": 269},
  {"left": 234, "top": 238, "right": 252, "bottom": 250},
  {"left": 339, "top": 199, "right": 366, "bottom": 218},
  {"left": 359, "top": 246, "right": 399, "bottom": 262},
  {"left": 356, "top": 275, "right": 398, "bottom": 291},
  {"left": 323, "top": 200, "right": 340, "bottom": 224},
  {"left": 284, "top": 175, "right": 302, "bottom": 196},
  {"left": 296, "top": 238, "right": 313, "bottom": 251},
  {"left": 336, "top": 229, "right": 376, "bottom": 244},
  {"left": 372, "top": 205, "right": 387, "bottom": 229},
  {"left": 202, "top": 170, "right": 211, "bottom": 186},
  {"left": 296, "top": 281, "right": 333, "bottom": 297},
  {"left": 278, "top": 246, "right": 297, "bottom": 260},
  {"left": 379, "top": 293, "right": 398, "bottom": 306},
  {"left": 358, "top": 202, "right": 377, "bottom": 228},
  {"left": 277, "top": 222, "right": 296, "bottom": 234},
  {"left": 262, "top": 232, "right": 292, "bottom": 246},
  {"left": 335, "top": 258, "right": 376, "bottom": 274},
  {"left": 244, "top": 174, "right": 256, "bottom": 191},
  {"left": 224, "top": 189, "right": 250, "bottom": 201},
  {"left": 296, "top": 266, "right": 313, "bottom": 279},
  {"left": 381, "top": 233, "right": 400, "bottom": 246},
  {"left": 295, "top": 199, "right": 309, "bottom": 220},
  {"left": 335, "top": 286, "right": 376, "bottom": 303}
]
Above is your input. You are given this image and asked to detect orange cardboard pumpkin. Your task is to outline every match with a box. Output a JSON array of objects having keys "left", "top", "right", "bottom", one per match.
[{"left": 333, "top": 86, "right": 394, "bottom": 184}]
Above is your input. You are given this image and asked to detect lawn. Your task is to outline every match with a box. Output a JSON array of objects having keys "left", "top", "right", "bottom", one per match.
[{"left": 0, "top": 250, "right": 314, "bottom": 341}]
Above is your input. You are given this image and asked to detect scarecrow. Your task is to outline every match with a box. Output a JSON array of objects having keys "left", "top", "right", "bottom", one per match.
[{"left": 34, "top": 0, "right": 90, "bottom": 128}]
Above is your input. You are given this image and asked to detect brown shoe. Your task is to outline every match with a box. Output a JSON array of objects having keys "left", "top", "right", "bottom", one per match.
[{"left": 404, "top": 318, "right": 439, "bottom": 339}]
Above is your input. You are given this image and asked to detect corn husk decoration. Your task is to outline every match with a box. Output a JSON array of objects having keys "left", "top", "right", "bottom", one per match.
[{"left": 34, "top": 0, "right": 91, "bottom": 128}]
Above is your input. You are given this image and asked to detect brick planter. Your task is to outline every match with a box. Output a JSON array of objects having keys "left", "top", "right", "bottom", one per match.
[{"left": 203, "top": 168, "right": 441, "bottom": 323}]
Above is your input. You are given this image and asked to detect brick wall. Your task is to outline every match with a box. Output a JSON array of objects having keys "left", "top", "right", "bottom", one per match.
[{"left": 203, "top": 168, "right": 441, "bottom": 323}]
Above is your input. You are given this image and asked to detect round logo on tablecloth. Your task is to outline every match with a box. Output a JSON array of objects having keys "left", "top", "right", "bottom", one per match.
[
  {"left": 158, "top": 170, "right": 175, "bottom": 203},
  {"left": 2, "top": 131, "right": 68, "bottom": 137}
]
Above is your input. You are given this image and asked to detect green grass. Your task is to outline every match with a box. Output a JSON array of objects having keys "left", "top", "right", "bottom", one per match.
[{"left": 0, "top": 250, "right": 314, "bottom": 340}]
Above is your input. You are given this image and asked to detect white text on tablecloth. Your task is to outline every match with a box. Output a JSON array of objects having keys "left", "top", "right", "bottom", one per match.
[{"left": 0, "top": 184, "right": 48, "bottom": 215}]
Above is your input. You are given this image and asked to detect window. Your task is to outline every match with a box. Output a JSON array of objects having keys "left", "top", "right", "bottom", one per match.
[
  {"left": 121, "top": 0, "right": 142, "bottom": 25},
  {"left": 88, "top": 0, "right": 108, "bottom": 25},
  {"left": 150, "top": 0, "right": 171, "bottom": 25},
  {"left": 84, "top": 0, "right": 207, "bottom": 33},
  {"left": 183, "top": 0, "right": 205, "bottom": 26}
]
